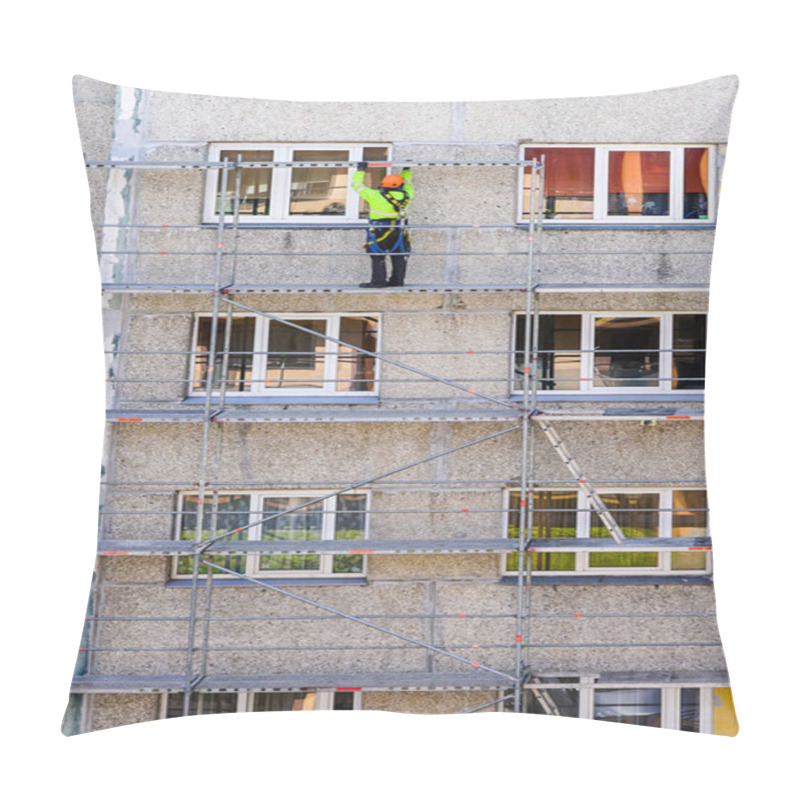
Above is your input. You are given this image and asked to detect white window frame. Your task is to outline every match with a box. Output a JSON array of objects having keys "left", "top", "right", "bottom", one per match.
[
  {"left": 518, "top": 144, "right": 717, "bottom": 224},
  {"left": 502, "top": 487, "right": 711, "bottom": 576},
  {"left": 204, "top": 143, "right": 392, "bottom": 224},
  {"left": 189, "top": 312, "right": 381, "bottom": 398},
  {"left": 512, "top": 311, "right": 706, "bottom": 396},
  {"left": 172, "top": 490, "right": 370, "bottom": 580},
  {"left": 160, "top": 689, "right": 362, "bottom": 717},
  {"left": 502, "top": 680, "right": 717, "bottom": 733}
]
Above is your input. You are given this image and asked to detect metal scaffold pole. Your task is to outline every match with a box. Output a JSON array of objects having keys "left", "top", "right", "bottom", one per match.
[
  {"left": 513, "top": 157, "right": 545, "bottom": 712},
  {"left": 181, "top": 159, "right": 232, "bottom": 716}
]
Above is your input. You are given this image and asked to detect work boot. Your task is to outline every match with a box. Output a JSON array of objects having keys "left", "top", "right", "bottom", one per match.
[
  {"left": 386, "top": 278, "right": 404, "bottom": 287},
  {"left": 359, "top": 281, "right": 388, "bottom": 288}
]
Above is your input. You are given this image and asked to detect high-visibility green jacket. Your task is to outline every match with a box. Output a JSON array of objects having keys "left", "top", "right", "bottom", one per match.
[{"left": 351, "top": 168, "right": 414, "bottom": 221}]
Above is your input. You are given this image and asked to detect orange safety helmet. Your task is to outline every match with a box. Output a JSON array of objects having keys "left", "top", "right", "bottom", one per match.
[{"left": 380, "top": 174, "right": 405, "bottom": 189}]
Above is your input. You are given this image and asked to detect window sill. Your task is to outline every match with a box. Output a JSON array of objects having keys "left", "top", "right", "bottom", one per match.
[
  {"left": 530, "top": 394, "right": 704, "bottom": 403},
  {"left": 167, "top": 577, "right": 368, "bottom": 588},
  {"left": 182, "top": 395, "right": 380, "bottom": 405},
  {"left": 499, "top": 575, "right": 712, "bottom": 586},
  {"left": 519, "top": 222, "right": 716, "bottom": 231}
]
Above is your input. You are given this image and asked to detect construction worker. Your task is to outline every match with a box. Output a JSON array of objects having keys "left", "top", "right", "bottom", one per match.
[{"left": 351, "top": 162, "right": 413, "bottom": 287}]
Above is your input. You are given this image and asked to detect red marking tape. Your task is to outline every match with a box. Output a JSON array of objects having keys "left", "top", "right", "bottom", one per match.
[
  {"left": 102, "top": 551, "right": 130, "bottom": 555},
  {"left": 117, "top": 418, "right": 143, "bottom": 422},
  {"left": 666, "top": 416, "right": 691, "bottom": 420},
  {"left": 348, "top": 549, "right": 374, "bottom": 554},
  {"left": 336, "top": 687, "right": 362, "bottom": 691}
]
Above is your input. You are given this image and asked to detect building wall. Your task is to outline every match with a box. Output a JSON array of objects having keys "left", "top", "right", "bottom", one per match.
[{"left": 71, "top": 75, "right": 735, "bottom": 732}]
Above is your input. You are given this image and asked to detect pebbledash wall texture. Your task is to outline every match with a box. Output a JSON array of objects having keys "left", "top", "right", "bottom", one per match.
[{"left": 65, "top": 74, "right": 739, "bottom": 735}]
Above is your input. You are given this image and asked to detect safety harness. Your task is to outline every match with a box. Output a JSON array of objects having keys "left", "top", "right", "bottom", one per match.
[{"left": 365, "top": 187, "right": 411, "bottom": 254}]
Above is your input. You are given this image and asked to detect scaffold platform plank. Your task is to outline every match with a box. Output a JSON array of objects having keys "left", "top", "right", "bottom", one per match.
[
  {"left": 101, "top": 282, "right": 709, "bottom": 295},
  {"left": 97, "top": 537, "right": 712, "bottom": 556},
  {"left": 70, "top": 672, "right": 514, "bottom": 693},
  {"left": 105, "top": 407, "right": 703, "bottom": 423}
]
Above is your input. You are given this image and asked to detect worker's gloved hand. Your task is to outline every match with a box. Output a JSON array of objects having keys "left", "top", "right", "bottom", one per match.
[{"left": 357, "top": 162, "right": 368, "bottom": 171}]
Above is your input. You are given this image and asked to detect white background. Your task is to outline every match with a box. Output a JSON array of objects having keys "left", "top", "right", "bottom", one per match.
[{"left": 3, "top": 1, "right": 796, "bottom": 797}]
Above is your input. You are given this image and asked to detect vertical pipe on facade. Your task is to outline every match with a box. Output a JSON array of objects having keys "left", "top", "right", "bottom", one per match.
[
  {"left": 182, "top": 160, "right": 232, "bottom": 715},
  {"left": 513, "top": 158, "right": 543, "bottom": 711}
]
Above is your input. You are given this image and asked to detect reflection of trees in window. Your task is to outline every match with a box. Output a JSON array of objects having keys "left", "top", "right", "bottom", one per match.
[
  {"left": 178, "top": 494, "right": 250, "bottom": 575},
  {"left": 590, "top": 493, "right": 660, "bottom": 568},
  {"left": 506, "top": 491, "right": 577, "bottom": 572}
]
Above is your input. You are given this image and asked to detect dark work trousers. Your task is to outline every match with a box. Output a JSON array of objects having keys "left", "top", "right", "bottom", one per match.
[
  {"left": 367, "top": 222, "right": 410, "bottom": 285},
  {"left": 369, "top": 253, "right": 408, "bottom": 285}
]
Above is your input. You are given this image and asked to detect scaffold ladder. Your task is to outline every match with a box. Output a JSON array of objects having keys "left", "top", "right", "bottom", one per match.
[{"left": 533, "top": 418, "right": 626, "bottom": 543}]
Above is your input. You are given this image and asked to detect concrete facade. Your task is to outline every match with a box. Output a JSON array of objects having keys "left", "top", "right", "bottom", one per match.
[{"left": 66, "top": 75, "right": 738, "bottom": 735}]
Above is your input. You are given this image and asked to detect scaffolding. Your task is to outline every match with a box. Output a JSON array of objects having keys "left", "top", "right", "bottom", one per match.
[{"left": 71, "top": 155, "right": 722, "bottom": 727}]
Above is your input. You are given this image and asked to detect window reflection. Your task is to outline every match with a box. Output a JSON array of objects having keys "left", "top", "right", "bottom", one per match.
[
  {"left": 290, "top": 150, "right": 349, "bottom": 216},
  {"left": 608, "top": 151, "right": 670, "bottom": 216},
  {"left": 594, "top": 688, "right": 662, "bottom": 727}
]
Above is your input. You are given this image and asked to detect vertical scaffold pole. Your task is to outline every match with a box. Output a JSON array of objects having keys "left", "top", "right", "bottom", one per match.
[
  {"left": 199, "top": 159, "right": 244, "bottom": 679},
  {"left": 513, "top": 157, "right": 544, "bottom": 712},
  {"left": 182, "top": 158, "right": 232, "bottom": 715}
]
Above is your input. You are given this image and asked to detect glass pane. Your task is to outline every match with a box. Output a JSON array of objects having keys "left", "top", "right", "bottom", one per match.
[
  {"left": 166, "top": 692, "right": 238, "bottom": 717},
  {"left": 218, "top": 149, "right": 273, "bottom": 216},
  {"left": 336, "top": 316, "right": 378, "bottom": 392},
  {"left": 523, "top": 147, "right": 594, "bottom": 219},
  {"left": 333, "top": 691, "right": 356, "bottom": 710},
  {"left": 594, "top": 688, "right": 661, "bottom": 727},
  {"left": 515, "top": 315, "right": 582, "bottom": 392},
  {"left": 593, "top": 317, "right": 660, "bottom": 389},
  {"left": 266, "top": 319, "right": 327, "bottom": 390},
  {"left": 290, "top": 150, "right": 349, "bottom": 216},
  {"left": 671, "top": 490, "right": 708, "bottom": 571},
  {"left": 193, "top": 317, "right": 255, "bottom": 392},
  {"left": 359, "top": 147, "right": 390, "bottom": 218},
  {"left": 259, "top": 496, "right": 322, "bottom": 572},
  {"left": 672, "top": 314, "right": 706, "bottom": 390},
  {"left": 590, "top": 493, "right": 659, "bottom": 568},
  {"left": 680, "top": 687, "right": 701, "bottom": 732},
  {"left": 506, "top": 683, "right": 580, "bottom": 716},
  {"left": 177, "top": 494, "right": 250, "bottom": 575},
  {"left": 684, "top": 148, "right": 709, "bottom": 219},
  {"left": 506, "top": 491, "right": 577, "bottom": 572},
  {"left": 252, "top": 692, "right": 317, "bottom": 711},
  {"left": 333, "top": 494, "right": 367, "bottom": 574},
  {"left": 608, "top": 151, "right": 670, "bottom": 217}
]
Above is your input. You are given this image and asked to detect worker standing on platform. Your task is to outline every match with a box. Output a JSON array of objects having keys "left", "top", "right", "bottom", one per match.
[{"left": 351, "top": 162, "right": 414, "bottom": 287}]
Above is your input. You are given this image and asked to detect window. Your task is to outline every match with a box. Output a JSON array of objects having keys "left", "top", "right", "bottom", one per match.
[
  {"left": 204, "top": 144, "right": 390, "bottom": 223},
  {"left": 174, "top": 492, "right": 369, "bottom": 579},
  {"left": 191, "top": 313, "right": 379, "bottom": 397},
  {"left": 504, "top": 680, "right": 729, "bottom": 734},
  {"left": 513, "top": 312, "right": 706, "bottom": 394},
  {"left": 504, "top": 488, "right": 710, "bottom": 575},
  {"left": 521, "top": 145, "right": 714, "bottom": 223},
  {"left": 163, "top": 690, "right": 359, "bottom": 717}
]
